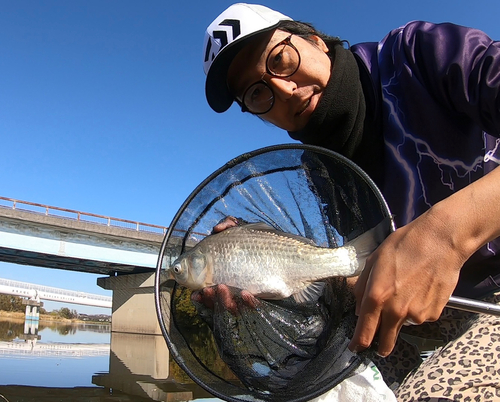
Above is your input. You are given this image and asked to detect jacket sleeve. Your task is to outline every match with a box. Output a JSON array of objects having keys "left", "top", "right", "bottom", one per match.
[{"left": 399, "top": 21, "right": 500, "bottom": 135}]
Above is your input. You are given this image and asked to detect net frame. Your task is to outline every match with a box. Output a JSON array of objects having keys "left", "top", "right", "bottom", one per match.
[{"left": 154, "top": 144, "right": 394, "bottom": 401}]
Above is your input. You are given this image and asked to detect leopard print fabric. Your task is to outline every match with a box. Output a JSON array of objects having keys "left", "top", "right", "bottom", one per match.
[
  {"left": 370, "top": 307, "right": 475, "bottom": 389},
  {"left": 371, "top": 336, "right": 423, "bottom": 387},
  {"left": 393, "top": 293, "right": 500, "bottom": 401}
]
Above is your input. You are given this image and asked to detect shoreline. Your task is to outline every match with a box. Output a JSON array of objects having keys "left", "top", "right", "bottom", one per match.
[{"left": 0, "top": 310, "right": 110, "bottom": 324}]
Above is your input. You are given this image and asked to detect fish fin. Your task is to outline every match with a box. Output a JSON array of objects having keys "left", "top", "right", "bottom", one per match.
[
  {"left": 345, "top": 216, "right": 394, "bottom": 275},
  {"left": 242, "top": 223, "right": 317, "bottom": 245},
  {"left": 292, "top": 282, "right": 326, "bottom": 304}
]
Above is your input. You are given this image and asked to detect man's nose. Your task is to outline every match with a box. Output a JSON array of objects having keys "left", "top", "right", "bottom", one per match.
[{"left": 268, "top": 77, "right": 296, "bottom": 101}]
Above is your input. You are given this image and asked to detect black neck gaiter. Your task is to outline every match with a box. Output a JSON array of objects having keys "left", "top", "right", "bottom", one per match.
[
  {"left": 287, "top": 44, "right": 366, "bottom": 158},
  {"left": 288, "top": 44, "right": 384, "bottom": 185}
]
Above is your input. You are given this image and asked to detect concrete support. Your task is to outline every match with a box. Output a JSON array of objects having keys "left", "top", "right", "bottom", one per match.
[
  {"left": 24, "top": 302, "right": 41, "bottom": 321},
  {"left": 20, "top": 298, "right": 43, "bottom": 341},
  {"left": 109, "top": 332, "right": 170, "bottom": 379},
  {"left": 92, "top": 332, "right": 214, "bottom": 401},
  {"left": 97, "top": 272, "right": 161, "bottom": 335}
]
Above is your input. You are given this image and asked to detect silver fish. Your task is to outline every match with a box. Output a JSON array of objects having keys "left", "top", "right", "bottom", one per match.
[{"left": 169, "top": 218, "right": 390, "bottom": 303}]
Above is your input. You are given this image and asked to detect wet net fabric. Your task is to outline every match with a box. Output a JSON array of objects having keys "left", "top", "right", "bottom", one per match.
[{"left": 155, "top": 145, "right": 392, "bottom": 402}]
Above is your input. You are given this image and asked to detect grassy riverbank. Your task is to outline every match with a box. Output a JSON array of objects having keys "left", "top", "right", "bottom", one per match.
[{"left": 0, "top": 310, "right": 110, "bottom": 324}]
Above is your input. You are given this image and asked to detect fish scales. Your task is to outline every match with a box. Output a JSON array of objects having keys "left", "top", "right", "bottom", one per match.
[
  {"left": 208, "top": 227, "right": 356, "bottom": 286},
  {"left": 169, "top": 222, "right": 373, "bottom": 301}
]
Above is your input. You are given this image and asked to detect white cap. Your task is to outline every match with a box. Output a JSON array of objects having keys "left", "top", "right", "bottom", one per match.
[{"left": 203, "top": 3, "right": 292, "bottom": 113}]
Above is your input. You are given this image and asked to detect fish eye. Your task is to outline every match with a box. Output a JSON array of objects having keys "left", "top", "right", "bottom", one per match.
[{"left": 173, "top": 264, "right": 182, "bottom": 274}]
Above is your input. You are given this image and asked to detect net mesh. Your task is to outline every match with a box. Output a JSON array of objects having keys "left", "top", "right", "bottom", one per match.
[{"left": 155, "top": 145, "right": 392, "bottom": 401}]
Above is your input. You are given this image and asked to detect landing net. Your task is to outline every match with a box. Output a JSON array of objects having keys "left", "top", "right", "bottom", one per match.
[{"left": 155, "top": 144, "right": 393, "bottom": 401}]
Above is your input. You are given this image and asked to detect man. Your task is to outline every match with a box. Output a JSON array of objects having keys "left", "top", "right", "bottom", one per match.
[{"left": 203, "top": 3, "right": 500, "bottom": 400}]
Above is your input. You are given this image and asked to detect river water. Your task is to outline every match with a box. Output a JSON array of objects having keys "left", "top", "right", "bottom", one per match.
[{"left": 0, "top": 317, "right": 220, "bottom": 402}]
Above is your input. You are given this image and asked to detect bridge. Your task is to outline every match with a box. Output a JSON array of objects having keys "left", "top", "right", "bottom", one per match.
[
  {"left": 0, "top": 196, "right": 180, "bottom": 335},
  {"left": 0, "top": 277, "right": 112, "bottom": 308},
  {"left": 0, "top": 196, "right": 169, "bottom": 275}
]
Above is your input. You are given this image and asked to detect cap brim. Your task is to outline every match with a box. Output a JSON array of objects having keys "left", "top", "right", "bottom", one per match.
[{"left": 205, "top": 25, "right": 279, "bottom": 113}]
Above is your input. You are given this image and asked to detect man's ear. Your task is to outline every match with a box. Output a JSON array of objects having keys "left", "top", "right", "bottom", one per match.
[{"left": 309, "top": 35, "right": 330, "bottom": 53}]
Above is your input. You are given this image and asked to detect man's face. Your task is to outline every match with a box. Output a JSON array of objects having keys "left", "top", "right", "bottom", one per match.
[{"left": 227, "top": 29, "right": 332, "bottom": 132}]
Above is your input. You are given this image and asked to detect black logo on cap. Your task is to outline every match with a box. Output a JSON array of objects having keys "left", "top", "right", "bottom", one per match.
[{"left": 205, "top": 19, "right": 241, "bottom": 63}]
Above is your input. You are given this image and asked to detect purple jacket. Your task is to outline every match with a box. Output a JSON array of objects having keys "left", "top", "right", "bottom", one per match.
[{"left": 352, "top": 21, "right": 500, "bottom": 299}]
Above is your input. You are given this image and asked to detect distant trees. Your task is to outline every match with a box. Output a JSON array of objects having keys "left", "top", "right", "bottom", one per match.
[
  {"left": 0, "top": 294, "right": 24, "bottom": 312},
  {"left": 0, "top": 295, "right": 74, "bottom": 318},
  {"left": 57, "top": 307, "right": 78, "bottom": 319}
]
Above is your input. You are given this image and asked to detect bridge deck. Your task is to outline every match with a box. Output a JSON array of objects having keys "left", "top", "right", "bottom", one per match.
[{"left": 0, "top": 198, "right": 172, "bottom": 276}]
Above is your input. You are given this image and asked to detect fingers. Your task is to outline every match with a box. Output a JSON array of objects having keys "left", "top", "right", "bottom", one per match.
[
  {"left": 191, "top": 287, "right": 215, "bottom": 310},
  {"left": 349, "top": 255, "right": 404, "bottom": 356},
  {"left": 349, "top": 255, "right": 380, "bottom": 353},
  {"left": 349, "top": 268, "right": 433, "bottom": 356},
  {"left": 349, "top": 298, "right": 405, "bottom": 357},
  {"left": 348, "top": 303, "right": 381, "bottom": 353},
  {"left": 191, "top": 285, "right": 259, "bottom": 315},
  {"left": 240, "top": 290, "right": 260, "bottom": 309},
  {"left": 213, "top": 216, "right": 239, "bottom": 233},
  {"left": 371, "top": 312, "right": 404, "bottom": 357},
  {"left": 352, "top": 257, "right": 372, "bottom": 316},
  {"left": 197, "top": 285, "right": 238, "bottom": 312},
  {"left": 348, "top": 211, "right": 466, "bottom": 357}
]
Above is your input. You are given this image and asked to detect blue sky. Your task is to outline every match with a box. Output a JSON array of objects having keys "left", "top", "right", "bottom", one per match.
[{"left": 1, "top": 0, "right": 499, "bottom": 314}]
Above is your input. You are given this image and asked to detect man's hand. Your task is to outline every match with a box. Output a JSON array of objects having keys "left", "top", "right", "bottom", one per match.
[
  {"left": 213, "top": 216, "right": 239, "bottom": 233},
  {"left": 348, "top": 208, "right": 465, "bottom": 357},
  {"left": 191, "top": 284, "right": 259, "bottom": 314},
  {"left": 349, "top": 165, "right": 500, "bottom": 356}
]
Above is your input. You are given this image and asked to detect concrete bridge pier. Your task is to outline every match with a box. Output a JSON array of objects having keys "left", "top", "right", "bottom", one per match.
[
  {"left": 94, "top": 274, "right": 210, "bottom": 401},
  {"left": 20, "top": 298, "right": 43, "bottom": 342},
  {"left": 24, "top": 299, "right": 41, "bottom": 322},
  {"left": 97, "top": 272, "right": 163, "bottom": 335}
]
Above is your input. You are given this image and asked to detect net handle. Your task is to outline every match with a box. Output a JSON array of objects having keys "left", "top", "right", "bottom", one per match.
[{"left": 447, "top": 295, "right": 500, "bottom": 316}]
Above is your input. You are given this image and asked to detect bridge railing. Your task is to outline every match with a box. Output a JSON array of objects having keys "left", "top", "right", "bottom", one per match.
[{"left": 0, "top": 196, "right": 168, "bottom": 235}]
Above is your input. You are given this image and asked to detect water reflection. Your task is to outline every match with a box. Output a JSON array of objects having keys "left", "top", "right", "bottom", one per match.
[
  {"left": 0, "top": 317, "right": 220, "bottom": 401},
  {"left": 0, "top": 317, "right": 105, "bottom": 341},
  {"left": 94, "top": 333, "right": 216, "bottom": 401}
]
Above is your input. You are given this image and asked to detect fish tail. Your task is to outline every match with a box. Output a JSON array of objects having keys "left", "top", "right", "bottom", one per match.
[{"left": 346, "top": 216, "right": 394, "bottom": 275}]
